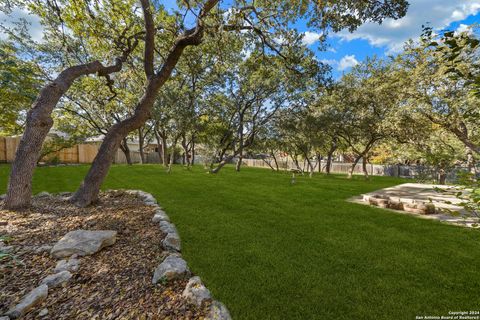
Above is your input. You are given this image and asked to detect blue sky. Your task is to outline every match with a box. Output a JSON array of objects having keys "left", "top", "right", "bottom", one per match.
[
  {"left": 160, "top": 0, "right": 480, "bottom": 78},
  {"left": 2, "top": 0, "right": 479, "bottom": 79}
]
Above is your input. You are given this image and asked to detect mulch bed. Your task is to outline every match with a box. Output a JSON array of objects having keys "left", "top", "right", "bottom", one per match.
[{"left": 0, "top": 191, "right": 208, "bottom": 319}]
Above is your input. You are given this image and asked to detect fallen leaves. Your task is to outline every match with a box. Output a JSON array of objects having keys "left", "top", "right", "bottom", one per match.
[{"left": 0, "top": 191, "right": 207, "bottom": 319}]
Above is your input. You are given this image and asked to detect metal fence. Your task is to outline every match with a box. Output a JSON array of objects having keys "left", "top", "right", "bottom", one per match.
[{"left": 241, "top": 158, "right": 477, "bottom": 183}]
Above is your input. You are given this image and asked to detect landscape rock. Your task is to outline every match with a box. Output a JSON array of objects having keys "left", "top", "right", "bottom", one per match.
[
  {"left": 162, "top": 233, "right": 181, "bottom": 252},
  {"left": 182, "top": 276, "right": 211, "bottom": 307},
  {"left": 36, "top": 191, "right": 50, "bottom": 198},
  {"left": 0, "top": 194, "right": 5, "bottom": 200},
  {"left": 152, "top": 209, "right": 170, "bottom": 223},
  {"left": 6, "top": 285, "right": 48, "bottom": 319},
  {"left": 38, "top": 308, "right": 48, "bottom": 317},
  {"left": 40, "top": 271, "right": 72, "bottom": 288},
  {"left": 139, "top": 192, "right": 157, "bottom": 204},
  {"left": 152, "top": 254, "right": 190, "bottom": 284},
  {"left": 0, "top": 243, "right": 14, "bottom": 254},
  {"left": 35, "top": 245, "right": 53, "bottom": 254},
  {"left": 158, "top": 221, "right": 177, "bottom": 235},
  {"left": 54, "top": 256, "right": 80, "bottom": 272},
  {"left": 0, "top": 316, "right": 10, "bottom": 320},
  {"left": 51, "top": 230, "right": 117, "bottom": 258},
  {"left": 205, "top": 301, "right": 232, "bottom": 320}
]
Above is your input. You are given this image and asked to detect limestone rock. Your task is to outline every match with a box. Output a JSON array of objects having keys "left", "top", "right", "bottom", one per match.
[
  {"left": 182, "top": 276, "right": 211, "bottom": 307},
  {"left": 41, "top": 271, "right": 72, "bottom": 288},
  {"left": 51, "top": 230, "right": 117, "bottom": 258},
  {"left": 152, "top": 210, "right": 170, "bottom": 223},
  {"left": 38, "top": 308, "right": 48, "bottom": 317},
  {"left": 158, "top": 221, "right": 177, "bottom": 235},
  {"left": 36, "top": 191, "right": 50, "bottom": 198},
  {"left": 35, "top": 245, "right": 53, "bottom": 254},
  {"left": 205, "top": 301, "right": 232, "bottom": 320},
  {"left": 7, "top": 285, "right": 48, "bottom": 319},
  {"left": 162, "top": 233, "right": 181, "bottom": 252},
  {"left": 55, "top": 256, "right": 80, "bottom": 272},
  {"left": 152, "top": 254, "right": 190, "bottom": 284}
]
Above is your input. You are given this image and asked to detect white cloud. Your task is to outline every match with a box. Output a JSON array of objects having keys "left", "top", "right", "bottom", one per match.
[
  {"left": 455, "top": 23, "right": 473, "bottom": 35},
  {"left": 337, "top": 55, "right": 358, "bottom": 71},
  {"left": 320, "top": 58, "right": 337, "bottom": 66},
  {"left": 302, "top": 31, "right": 322, "bottom": 46},
  {"left": 0, "top": 8, "right": 43, "bottom": 42},
  {"left": 335, "top": 0, "right": 480, "bottom": 54}
]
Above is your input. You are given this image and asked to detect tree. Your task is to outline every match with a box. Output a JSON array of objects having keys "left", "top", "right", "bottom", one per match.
[
  {"left": 326, "top": 58, "right": 399, "bottom": 178},
  {"left": 4, "top": 0, "right": 409, "bottom": 208},
  {"left": 396, "top": 29, "right": 480, "bottom": 157},
  {"left": 0, "top": 40, "right": 42, "bottom": 135},
  {"left": 3, "top": 0, "right": 141, "bottom": 208}
]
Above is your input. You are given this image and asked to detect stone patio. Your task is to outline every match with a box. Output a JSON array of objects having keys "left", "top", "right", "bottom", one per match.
[{"left": 350, "top": 183, "right": 478, "bottom": 228}]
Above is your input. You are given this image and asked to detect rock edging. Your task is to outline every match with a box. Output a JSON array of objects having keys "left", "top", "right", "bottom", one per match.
[{"left": 125, "top": 190, "right": 232, "bottom": 320}]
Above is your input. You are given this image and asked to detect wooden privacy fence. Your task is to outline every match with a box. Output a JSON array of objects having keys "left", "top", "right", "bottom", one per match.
[{"left": 0, "top": 137, "right": 160, "bottom": 164}]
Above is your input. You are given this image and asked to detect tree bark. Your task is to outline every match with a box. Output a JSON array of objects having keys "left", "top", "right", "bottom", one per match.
[
  {"left": 271, "top": 151, "right": 279, "bottom": 172},
  {"left": 325, "top": 138, "right": 337, "bottom": 175},
  {"left": 362, "top": 156, "right": 369, "bottom": 180},
  {"left": 167, "top": 137, "right": 178, "bottom": 173},
  {"left": 438, "top": 169, "right": 447, "bottom": 185},
  {"left": 138, "top": 127, "right": 146, "bottom": 164},
  {"left": 5, "top": 59, "right": 125, "bottom": 209},
  {"left": 71, "top": 0, "right": 218, "bottom": 206},
  {"left": 235, "top": 153, "right": 243, "bottom": 172},
  {"left": 120, "top": 137, "right": 132, "bottom": 165},
  {"left": 210, "top": 155, "right": 235, "bottom": 174},
  {"left": 191, "top": 139, "right": 196, "bottom": 166},
  {"left": 348, "top": 155, "right": 362, "bottom": 179}
]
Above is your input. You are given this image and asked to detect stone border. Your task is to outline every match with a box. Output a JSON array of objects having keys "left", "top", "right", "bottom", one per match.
[{"left": 1, "top": 190, "right": 232, "bottom": 320}]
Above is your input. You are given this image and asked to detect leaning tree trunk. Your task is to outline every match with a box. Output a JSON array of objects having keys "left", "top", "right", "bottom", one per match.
[
  {"left": 120, "top": 138, "right": 132, "bottom": 165},
  {"left": 70, "top": 0, "right": 220, "bottom": 207},
  {"left": 211, "top": 155, "right": 235, "bottom": 174},
  {"left": 5, "top": 61, "right": 121, "bottom": 209},
  {"left": 271, "top": 151, "right": 279, "bottom": 172},
  {"left": 348, "top": 155, "right": 362, "bottom": 179},
  {"left": 71, "top": 80, "right": 158, "bottom": 207}
]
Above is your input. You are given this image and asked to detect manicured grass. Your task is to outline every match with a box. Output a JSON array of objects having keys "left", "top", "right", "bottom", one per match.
[{"left": 1, "top": 164, "right": 480, "bottom": 319}]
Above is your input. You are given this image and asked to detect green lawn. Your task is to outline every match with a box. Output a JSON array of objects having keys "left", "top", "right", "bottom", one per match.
[{"left": 1, "top": 164, "right": 480, "bottom": 319}]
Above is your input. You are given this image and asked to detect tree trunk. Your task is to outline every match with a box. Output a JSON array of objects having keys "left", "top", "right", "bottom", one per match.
[
  {"left": 304, "top": 153, "right": 314, "bottom": 178},
  {"left": 348, "top": 155, "right": 362, "bottom": 179},
  {"left": 167, "top": 137, "right": 178, "bottom": 173},
  {"left": 271, "top": 151, "right": 279, "bottom": 172},
  {"left": 138, "top": 127, "right": 146, "bottom": 164},
  {"left": 210, "top": 155, "right": 235, "bottom": 174},
  {"left": 71, "top": 79, "right": 158, "bottom": 207},
  {"left": 120, "top": 138, "right": 132, "bottom": 165},
  {"left": 362, "top": 156, "right": 369, "bottom": 180},
  {"left": 438, "top": 169, "right": 447, "bottom": 185},
  {"left": 235, "top": 152, "right": 243, "bottom": 172},
  {"left": 70, "top": 0, "right": 218, "bottom": 207},
  {"left": 325, "top": 139, "right": 337, "bottom": 175},
  {"left": 466, "top": 147, "right": 477, "bottom": 176},
  {"left": 5, "top": 60, "right": 123, "bottom": 209},
  {"left": 191, "top": 139, "right": 196, "bottom": 166}
]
